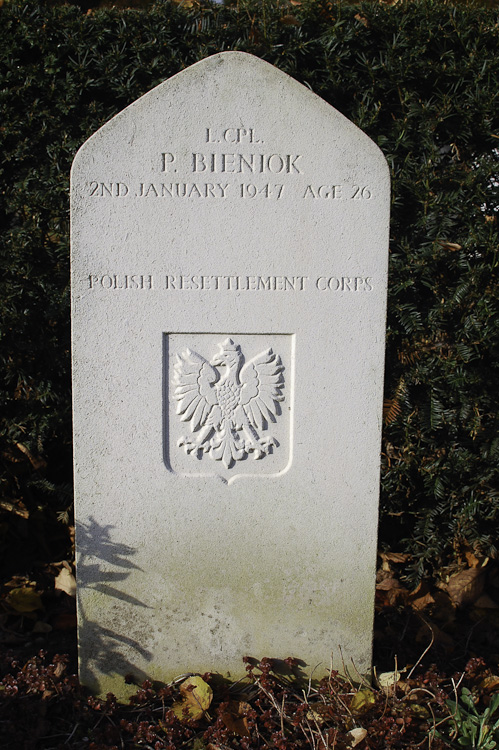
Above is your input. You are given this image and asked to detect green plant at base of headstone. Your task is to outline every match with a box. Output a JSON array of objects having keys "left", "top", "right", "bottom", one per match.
[{"left": 436, "top": 688, "right": 499, "bottom": 749}]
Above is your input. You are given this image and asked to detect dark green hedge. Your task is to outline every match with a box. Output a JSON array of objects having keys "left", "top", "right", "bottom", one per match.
[{"left": 1, "top": 0, "right": 498, "bottom": 578}]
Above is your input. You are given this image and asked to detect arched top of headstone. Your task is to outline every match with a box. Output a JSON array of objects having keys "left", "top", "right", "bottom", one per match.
[{"left": 72, "top": 51, "right": 388, "bottom": 184}]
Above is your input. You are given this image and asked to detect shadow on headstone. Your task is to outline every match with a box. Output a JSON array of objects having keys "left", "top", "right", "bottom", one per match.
[{"left": 76, "top": 516, "right": 153, "bottom": 693}]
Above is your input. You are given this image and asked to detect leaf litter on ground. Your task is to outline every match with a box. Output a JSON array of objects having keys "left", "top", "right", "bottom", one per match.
[
  {"left": 2, "top": 647, "right": 499, "bottom": 749},
  {"left": 0, "top": 548, "right": 499, "bottom": 747}
]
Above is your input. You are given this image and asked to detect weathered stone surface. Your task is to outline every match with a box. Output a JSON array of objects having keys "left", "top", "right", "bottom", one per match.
[{"left": 71, "top": 52, "right": 390, "bottom": 697}]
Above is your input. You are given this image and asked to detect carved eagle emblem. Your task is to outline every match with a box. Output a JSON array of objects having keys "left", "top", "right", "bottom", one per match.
[{"left": 173, "top": 338, "right": 285, "bottom": 469}]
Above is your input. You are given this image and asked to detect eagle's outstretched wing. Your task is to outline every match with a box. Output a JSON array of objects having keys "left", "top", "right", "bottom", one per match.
[
  {"left": 173, "top": 349, "right": 219, "bottom": 432},
  {"left": 239, "top": 348, "right": 284, "bottom": 429}
]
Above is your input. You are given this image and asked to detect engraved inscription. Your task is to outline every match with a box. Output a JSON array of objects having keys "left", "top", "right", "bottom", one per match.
[
  {"left": 85, "top": 274, "right": 374, "bottom": 292},
  {"left": 89, "top": 274, "right": 153, "bottom": 289},
  {"left": 86, "top": 128, "right": 382, "bottom": 204},
  {"left": 303, "top": 185, "right": 373, "bottom": 200},
  {"left": 173, "top": 338, "right": 284, "bottom": 469},
  {"left": 165, "top": 275, "right": 309, "bottom": 291},
  {"left": 351, "top": 185, "right": 372, "bottom": 199},
  {"left": 89, "top": 182, "right": 129, "bottom": 197},
  {"left": 206, "top": 127, "right": 263, "bottom": 144},
  {"left": 192, "top": 153, "right": 302, "bottom": 174},
  {"left": 316, "top": 277, "right": 373, "bottom": 291},
  {"left": 138, "top": 182, "right": 229, "bottom": 198},
  {"left": 86, "top": 181, "right": 375, "bottom": 201},
  {"left": 240, "top": 184, "right": 284, "bottom": 199},
  {"left": 161, "top": 153, "right": 176, "bottom": 172}
]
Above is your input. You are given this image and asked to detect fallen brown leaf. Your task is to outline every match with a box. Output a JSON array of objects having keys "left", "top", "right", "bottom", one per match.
[
  {"left": 15, "top": 442, "right": 47, "bottom": 471},
  {"left": 173, "top": 676, "right": 213, "bottom": 721},
  {"left": 376, "top": 667, "right": 407, "bottom": 692},
  {"left": 0, "top": 499, "right": 29, "bottom": 519},
  {"left": 376, "top": 568, "right": 394, "bottom": 582},
  {"left": 379, "top": 552, "right": 411, "bottom": 564},
  {"left": 54, "top": 567, "right": 76, "bottom": 598},
  {"left": 376, "top": 577, "right": 404, "bottom": 591},
  {"left": 480, "top": 675, "right": 499, "bottom": 693},
  {"left": 464, "top": 548, "right": 484, "bottom": 568},
  {"left": 280, "top": 14, "right": 300, "bottom": 25},
  {"left": 447, "top": 567, "right": 485, "bottom": 607},
  {"left": 436, "top": 240, "right": 462, "bottom": 252},
  {"left": 5, "top": 587, "right": 43, "bottom": 614},
  {"left": 4, "top": 575, "right": 32, "bottom": 590},
  {"left": 220, "top": 700, "right": 252, "bottom": 736},
  {"left": 354, "top": 13, "right": 368, "bottom": 26},
  {"left": 346, "top": 727, "right": 367, "bottom": 748},
  {"left": 376, "top": 577, "right": 409, "bottom": 606},
  {"left": 408, "top": 582, "right": 435, "bottom": 611},
  {"left": 350, "top": 689, "right": 375, "bottom": 716}
]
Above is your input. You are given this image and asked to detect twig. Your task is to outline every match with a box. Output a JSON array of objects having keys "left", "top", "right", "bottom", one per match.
[
  {"left": 280, "top": 693, "right": 285, "bottom": 736},
  {"left": 304, "top": 717, "right": 319, "bottom": 750},
  {"left": 299, "top": 720, "right": 315, "bottom": 749},
  {"left": 65, "top": 721, "right": 80, "bottom": 744},
  {"left": 464, "top": 619, "right": 481, "bottom": 654},
  {"left": 405, "top": 687, "right": 437, "bottom": 700},
  {"left": 162, "top": 673, "right": 195, "bottom": 687},
  {"left": 306, "top": 663, "right": 322, "bottom": 699},
  {"left": 348, "top": 657, "right": 372, "bottom": 689},
  {"left": 338, "top": 646, "right": 350, "bottom": 686},
  {"left": 407, "top": 620, "right": 435, "bottom": 680},
  {"left": 425, "top": 698, "right": 438, "bottom": 749},
  {"left": 255, "top": 678, "right": 291, "bottom": 729},
  {"left": 254, "top": 723, "right": 273, "bottom": 748},
  {"left": 311, "top": 713, "right": 329, "bottom": 749},
  {"left": 400, "top": 612, "right": 411, "bottom": 642},
  {"left": 380, "top": 679, "right": 390, "bottom": 719},
  {"left": 429, "top": 674, "right": 466, "bottom": 740},
  {"left": 335, "top": 691, "right": 353, "bottom": 718},
  {"left": 307, "top": 667, "right": 314, "bottom": 699}
]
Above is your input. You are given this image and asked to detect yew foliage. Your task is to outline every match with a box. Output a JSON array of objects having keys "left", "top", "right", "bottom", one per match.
[{"left": 0, "top": 0, "right": 498, "bottom": 576}]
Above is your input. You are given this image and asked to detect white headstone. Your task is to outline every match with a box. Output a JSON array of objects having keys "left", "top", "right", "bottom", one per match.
[{"left": 71, "top": 52, "right": 390, "bottom": 697}]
